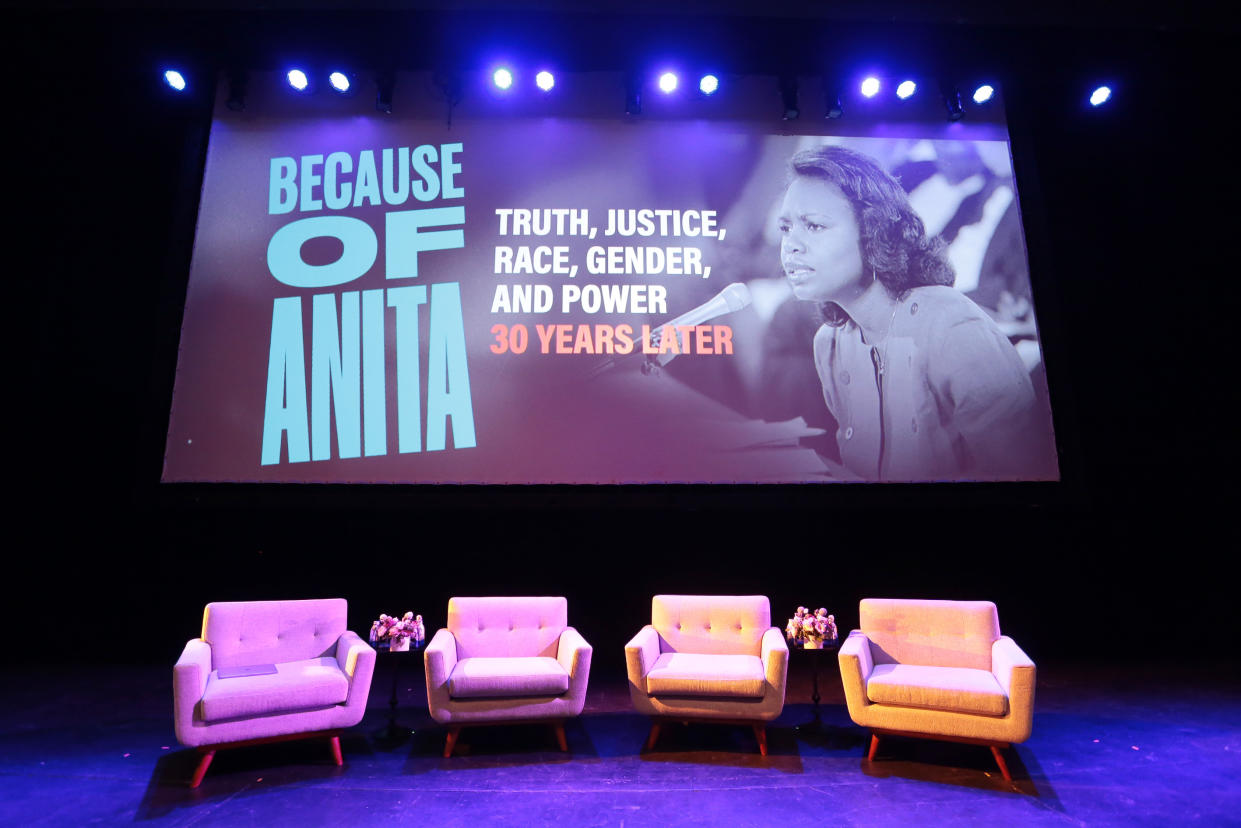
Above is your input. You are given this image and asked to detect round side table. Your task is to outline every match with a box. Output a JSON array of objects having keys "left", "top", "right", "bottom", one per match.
[
  {"left": 789, "top": 637, "right": 842, "bottom": 730},
  {"left": 372, "top": 639, "right": 424, "bottom": 744}
]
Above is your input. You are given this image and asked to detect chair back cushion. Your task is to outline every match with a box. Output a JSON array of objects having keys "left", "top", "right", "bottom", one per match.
[
  {"left": 859, "top": 598, "right": 1000, "bottom": 670},
  {"left": 203, "top": 598, "right": 348, "bottom": 670},
  {"left": 651, "top": 595, "right": 770, "bottom": 656},
  {"left": 448, "top": 596, "right": 567, "bottom": 658}
]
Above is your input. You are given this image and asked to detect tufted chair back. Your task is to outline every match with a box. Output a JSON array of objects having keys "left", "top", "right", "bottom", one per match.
[
  {"left": 447, "top": 596, "right": 567, "bottom": 659},
  {"left": 203, "top": 598, "right": 348, "bottom": 670},
  {"left": 859, "top": 598, "right": 1001, "bottom": 671},
  {"left": 652, "top": 595, "right": 770, "bottom": 656}
]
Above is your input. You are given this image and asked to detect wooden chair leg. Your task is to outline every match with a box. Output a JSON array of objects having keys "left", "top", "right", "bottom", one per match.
[
  {"left": 644, "top": 722, "right": 662, "bottom": 751},
  {"left": 329, "top": 735, "right": 343, "bottom": 766},
  {"left": 990, "top": 744, "right": 1013, "bottom": 781},
  {"left": 189, "top": 749, "right": 215, "bottom": 788},
  {"left": 867, "top": 733, "right": 880, "bottom": 762},
  {"left": 752, "top": 724, "right": 768, "bottom": 757},
  {"left": 551, "top": 722, "right": 568, "bottom": 752},
  {"left": 443, "top": 727, "right": 461, "bottom": 758}
]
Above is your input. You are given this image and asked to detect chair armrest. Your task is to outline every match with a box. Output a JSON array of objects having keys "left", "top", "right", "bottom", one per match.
[
  {"left": 424, "top": 628, "right": 458, "bottom": 688},
  {"left": 557, "top": 627, "right": 593, "bottom": 680},
  {"left": 335, "top": 630, "right": 376, "bottom": 677},
  {"left": 991, "top": 635, "right": 1034, "bottom": 692},
  {"left": 992, "top": 634, "right": 1036, "bottom": 706},
  {"left": 992, "top": 636, "right": 1036, "bottom": 741},
  {"left": 624, "top": 625, "right": 660, "bottom": 691},
  {"left": 837, "top": 630, "right": 874, "bottom": 712},
  {"left": 173, "top": 638, "right": 211, "bottom": 740},
  {"left": 760, "top": 627, "right": 789, "bottom": 689},
  {"left": 335, "top": 630, "right": 376, "bottom": 707}
]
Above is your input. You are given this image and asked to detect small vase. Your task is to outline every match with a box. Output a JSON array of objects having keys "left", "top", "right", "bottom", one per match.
[
  {"left": 390, "top": 636, "right": 410, "bottom": 652},
  {"left": 803, "top": 639, "right": 824, "bottom": 650}
]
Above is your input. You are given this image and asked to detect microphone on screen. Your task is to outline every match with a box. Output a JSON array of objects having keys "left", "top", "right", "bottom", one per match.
[
  {"left": 584, "top": 282, "right": 753, "bottom": 379},
  {"left": 645, "top": 281, "right": 752, "bottom": 367}
]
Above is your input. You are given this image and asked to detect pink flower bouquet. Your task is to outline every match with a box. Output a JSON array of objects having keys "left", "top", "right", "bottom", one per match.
[
  {"left": 369, "top": 611, "right": 425, "bottom": 650},
  {"left": 785, "top": 607, "right": 838, "bottom": 645}
]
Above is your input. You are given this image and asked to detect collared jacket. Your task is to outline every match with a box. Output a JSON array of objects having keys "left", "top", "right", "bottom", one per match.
[{"left": 813, "top": 285, "right": 1051, "bottom": 481}]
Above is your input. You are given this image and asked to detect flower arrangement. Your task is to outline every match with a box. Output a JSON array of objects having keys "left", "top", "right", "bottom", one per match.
[
  {"left": 369, "top": 612, "right": 425, "bottom": 651},
  {"left": 785, "top": 607, "right": 837, "bottom": 647}
]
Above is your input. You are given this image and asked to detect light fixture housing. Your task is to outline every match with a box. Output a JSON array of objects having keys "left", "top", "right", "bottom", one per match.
[
  {"left": 944, "top": 88, "right": 965, "bottom": 121},
  {"left": 375, "top": 72, "right": 395, "bottom": 113},
  {"left": 779, "top": 74, "right": 799, "bottom": 120}
]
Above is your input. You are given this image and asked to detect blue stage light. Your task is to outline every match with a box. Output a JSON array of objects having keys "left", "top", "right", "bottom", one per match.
[
  {"left": 896, "top": 80, "right": 916, "bottom": 99},
  {"left": 536, "top": 71, "right": 555, "bottom": 92},
  {"left": 493, "top": 68, "right": 513, "bottom": 90},
  {"left": 658, "top": 72, "right": 678, "bottom": 94},
  {"left": 973, "top": 84, "right": 995, "bottom": 104},
  {"left": 164, "top": 70, "right": 186, "bottom": 92},
  {"left": 287, "top": 69, "right": 309, "bottom": 92},
  {"left": 329, "top": 72, "right": 350, "bottom": 93},
  {"left": 860, "top": 77, "right": 880, "bottom": 98},
  {"left": 1090, "top": 86, "right": 1112, "bottom": 106},
  {"left": 700, "top": 74, "right": 719, "bottom": 95}
]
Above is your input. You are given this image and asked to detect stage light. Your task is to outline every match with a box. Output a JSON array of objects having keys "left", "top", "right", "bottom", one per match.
[
  {"left": 287, "top": 69, "right": 309, "bottom": 92},
  {"left": 945, "top": 88, "right": 964, "bottom": 121},
  {"left": 896, "top": 80, "right": 916, "bottom": 99},
  {"left": 329, "top": 72, "right": 350, "bottom": 93},
  {"left": 825, "top": 94, "right": 843, "bottom": 119},
  {"left": 625, "top": 73, "right": 642, "bottom": 115},
  {"left": 699, "top": 74, "right": 719, "bottom": 95},
  {"left": 164, "top": 70, "right": 186, "bottom": 92},
  {"left": 779, "top": 74, "right": 799, "bottom": 120},
  {"left": 973, "top": 84, "right": 995, "bottom": 104},
  {"left": 536, "top": 70, "right": 555, "bottom": 92},
  {"left": 375, "top": 72, "right": 394, "bottom": 114},
  {"left": 860, "top": 77, "right": 880, "bottom": 98},
  {"left": 493, "top": 67, "right": 513, "bottom": 90},
  {"left": 1090, "top": 85, "right": 1112, "bottom": 106},
  {"left": 658, "top": 72, "right": 678, "bottom": 94},
  {"left": 226, "top": 71, "right": 247, "bottom": 111}
]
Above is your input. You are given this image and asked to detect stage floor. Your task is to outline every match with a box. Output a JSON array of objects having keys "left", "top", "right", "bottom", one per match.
[{"left": 1, "top": 660, "right": 1237, "bottom": 826}]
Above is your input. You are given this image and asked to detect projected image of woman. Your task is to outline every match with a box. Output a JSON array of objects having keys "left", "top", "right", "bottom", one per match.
[{"left": 778, "top": 146, "right": 1045, "bottom": 481}]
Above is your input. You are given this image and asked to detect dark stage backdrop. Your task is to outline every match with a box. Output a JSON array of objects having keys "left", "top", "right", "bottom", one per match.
[{"left": 7, "top": 11, "right": 1234, "bottom": 671}]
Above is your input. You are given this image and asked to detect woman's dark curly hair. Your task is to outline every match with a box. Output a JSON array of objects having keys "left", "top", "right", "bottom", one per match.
[{"left": 788, "top": 145, "right": 954, "bottom": 326}]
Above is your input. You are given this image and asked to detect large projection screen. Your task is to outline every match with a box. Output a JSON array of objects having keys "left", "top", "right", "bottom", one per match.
[{"left": 163, "top": 74, "right": 1057, "bottom": 483}]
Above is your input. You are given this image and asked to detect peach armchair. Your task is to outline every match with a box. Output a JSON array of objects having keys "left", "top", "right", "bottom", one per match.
[
  {"left": 625, "top": 594, "right": 788, "bottom": 755},
  {"left": 837, "top": 598, "right": 1036, "bottom": 780},
  {"left": 423, "top": 596, "right": 592, "bottom": 757},
  {"left": 173, "top": 598, "right": 375, "bottom": 787}
]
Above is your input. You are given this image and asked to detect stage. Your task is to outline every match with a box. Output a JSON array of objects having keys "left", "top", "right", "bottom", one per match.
[{"left": 2, "top": 659, "right": 1236, "bottom": 826}]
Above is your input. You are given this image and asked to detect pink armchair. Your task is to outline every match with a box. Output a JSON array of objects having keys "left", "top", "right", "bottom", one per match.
[
  {"left": 173, "top": 598, "right": 375, "bottom": 787},
  {"left": 838, "top": 598, "right": 1036, "bottom": 780},
  {"left": 625, "top": 595, "right": 788, "bottom": 756},
  {"left": 423, "top": 596, "right": 592, "bottom": 757}
]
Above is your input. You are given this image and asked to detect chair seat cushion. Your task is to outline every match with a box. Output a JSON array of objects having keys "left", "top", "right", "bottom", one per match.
[
  {"left": 448, "top": 657, "right": 570, "bottom": 699},
  {"left": 645, "top": 652, "right": 766, "bottom": 699},
  {"left": 200, "top": 657, "right": 349, "bottom": 722},
  {"left": 866, "top": 664, "right": 1008, "bottom": 716}
]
